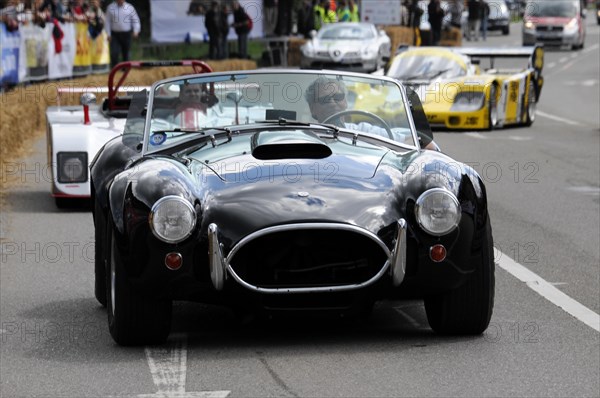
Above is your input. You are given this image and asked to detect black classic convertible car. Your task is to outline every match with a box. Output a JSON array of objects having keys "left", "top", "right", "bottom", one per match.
[{"left": 91, "top": 70, "right": 494, "bottom": 345}]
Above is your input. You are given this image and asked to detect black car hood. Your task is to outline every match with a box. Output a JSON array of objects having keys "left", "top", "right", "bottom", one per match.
[
  {"left": 191, "top": 129, "right": 390, "bottom": 182},
  {"left": 186, "top": 131, "right": 406, "bottom": 240}
]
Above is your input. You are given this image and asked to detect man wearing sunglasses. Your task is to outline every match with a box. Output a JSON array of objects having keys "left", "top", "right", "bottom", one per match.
[{"left": 305, "top": 77, "right": 438, "bottom": 150}]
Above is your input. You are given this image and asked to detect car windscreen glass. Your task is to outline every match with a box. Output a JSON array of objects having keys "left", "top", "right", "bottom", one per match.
[
  {"left": 145, "top": 72, "right": 418, "bottom": 153},
  {"left": 388, "top": 53, "right": 467, "bottom": 81},
  {"left": 319, "top": 25, "right": 374, "bottom": 40},
  {"left": 525, "top": 0, "right": 579, "bottom": 17}
]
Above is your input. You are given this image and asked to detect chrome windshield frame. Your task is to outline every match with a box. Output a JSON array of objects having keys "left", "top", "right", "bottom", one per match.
[{"left": 141, "top": 69, "right": 422, "bottom": 156}]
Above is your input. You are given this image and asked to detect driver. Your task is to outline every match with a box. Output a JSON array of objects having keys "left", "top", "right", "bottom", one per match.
[{"left": 305, "top": 77, "right": 438, "bottom": 150}]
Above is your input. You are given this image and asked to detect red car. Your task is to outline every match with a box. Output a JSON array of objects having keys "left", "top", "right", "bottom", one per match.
[{"left": 522, "top": 0, "right": 586, "bottom": 49}]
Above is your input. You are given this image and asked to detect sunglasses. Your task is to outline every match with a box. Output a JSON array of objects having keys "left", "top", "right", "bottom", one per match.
[{"left": 316, "top": 93, "right": 346, "bottom": 104}]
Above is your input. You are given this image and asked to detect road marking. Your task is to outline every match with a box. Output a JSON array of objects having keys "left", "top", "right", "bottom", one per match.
[
  {"left": 537, "top": 111, "right": 582, "bottom": 126},
  {"left": 546, "top": 62, "right": 556, "bottom": 69},
  {"left": 566, "top": 186, "right": 600, "bottom": 195},
  {"left": 582, "top": 43, "right": 600, "bottom": 54},
  {"left": 464, "top": 132, "right": 488, "bottom": 139},
  {"left": 547, "top": 44, "right": 599, "bottom": 76},
  {"left": 563, "top": 79, "right": 599, "bottom": 87},
  {"left": 507, "top": 135, "right": 533, "bottom": 141},
  {"left": 497, "top": 250, "right": 600, "bottom": 333},
  {"left": 140, "top": 334, "right": 230, "bottom": 398}
]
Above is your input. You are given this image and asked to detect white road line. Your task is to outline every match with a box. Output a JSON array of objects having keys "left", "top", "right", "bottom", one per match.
[
  {"left": 142, "top": 334, "right": 230, "bottom": 398},
  {"left": 497, "top": 250, "right": 600, "bottom": 333},
  {"left": 582, "top": 43, "right": 600, "bottom": 54},
  {"left": 537, "top": 110, "right": 582, "bottom": 126},
  {"left": 546, "top": 44, "right": 599, "bottom": 76},
  {"left": 566, "top": 186, "right": 600, "bottom": 195},
  {"left": 464, "top": 132, "right": 488, "bottom": 139}
]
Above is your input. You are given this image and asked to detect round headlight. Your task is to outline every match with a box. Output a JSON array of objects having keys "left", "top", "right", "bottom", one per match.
[
  {"left": 149, "top": 196, "right": 196, "bottom": 244},
  {"left": 62, "top": 158, "right": 84, "bottom": 181},
  {"left": 415, "top": 188, "right": 461, "bottom": 236}
]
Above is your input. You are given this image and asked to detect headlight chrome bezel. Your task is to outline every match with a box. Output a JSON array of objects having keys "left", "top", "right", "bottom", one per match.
[
  {"left": 57, "top": 152, "right": 88, "bottom": 183},
  {"left": 415, "top": 188, "right": 461, "bottom": 236},
  {"left": 149, "top": 196, "right": 197, "bottom": 244}
]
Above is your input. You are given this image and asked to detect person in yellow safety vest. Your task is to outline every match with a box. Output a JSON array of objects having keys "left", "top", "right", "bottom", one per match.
[
  {"left": 315, "top": 0, "right": 337, "bottom": 30},
  {"left": 349, "top": 0, "right": 359, "bottom": 22},
  {"left": 337, "top": 0, "right": 351, "bottom": 22},
  {"left": 314, "top": 2, "right": 325, "bottom": 30},
  {"left": 323, "top": 0, "right": 338, "bottom": 23}
]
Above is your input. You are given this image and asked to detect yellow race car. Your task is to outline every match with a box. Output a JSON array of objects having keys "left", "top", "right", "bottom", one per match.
[{"left": 386, "top": 46, "right": 544, "bottom": 130}]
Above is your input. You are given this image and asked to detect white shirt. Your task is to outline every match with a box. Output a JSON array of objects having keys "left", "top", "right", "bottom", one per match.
[{"left": 105, "top": 1, "right": 141, "bottom": 34}]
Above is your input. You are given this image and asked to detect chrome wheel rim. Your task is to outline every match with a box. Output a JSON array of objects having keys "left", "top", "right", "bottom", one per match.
[
  {"left": 489, "top": 87, "right": 498, "bottom": 127},
  {"left": 528, "top": 83, "right": 536, "bottom": 122}
]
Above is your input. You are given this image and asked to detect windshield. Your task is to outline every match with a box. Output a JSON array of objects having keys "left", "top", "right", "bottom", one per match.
[
  {"left": 144, "top": 71, "right": 418, "bottom": 154},
  {"left": 318, "top": 24, "right": 374, "bottom": 40},
  {"left": 387, "top": 51, "right": 468, "bottom": 81},
  {"left": 525, "top": 0, "right": 579, "bottom": 18}
]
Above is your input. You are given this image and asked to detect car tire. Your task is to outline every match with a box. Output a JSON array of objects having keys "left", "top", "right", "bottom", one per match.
[
  {"left": 55, "top": 197, "right": 69, "bottom": 208},
  {"left": 106, "top": 218, "right": 172, "bottom": 346},
  {"left": 502, "top": 26, "right": 509, "bottom": 35},
  {"left": 486, "top": 84, "right": 498, "bottom": 131},
  {"left": 524, "top": 80, "right": 537, "bottom": 126},
  {"left": 94, "top": 200, "right": 107, "bottom": 307},
  {"left": 424, "top": 216, "right": 495, "bottom": 335}
]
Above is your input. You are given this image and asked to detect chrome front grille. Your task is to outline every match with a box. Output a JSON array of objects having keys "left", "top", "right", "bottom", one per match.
[{"left": 227, "top": 223, "right": 391, "bottom": 292}]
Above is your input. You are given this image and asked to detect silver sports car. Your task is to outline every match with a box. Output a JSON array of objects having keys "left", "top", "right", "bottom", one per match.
[{"left": 300, "top": 22, "right": 391, "bottom": 73}]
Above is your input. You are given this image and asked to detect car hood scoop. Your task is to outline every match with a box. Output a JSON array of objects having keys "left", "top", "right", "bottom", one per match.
[{"left": 251, "top": 130, "right": 333, "bottom": 160}]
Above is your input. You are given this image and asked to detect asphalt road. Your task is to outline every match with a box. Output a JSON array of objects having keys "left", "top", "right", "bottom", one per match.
[{"left": 1, "top": 19, "right": 599, "bottom": 398}]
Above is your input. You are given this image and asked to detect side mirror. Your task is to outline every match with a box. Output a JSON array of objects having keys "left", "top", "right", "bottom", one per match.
[
  {"left": 309, "top": 30, "right": 317, "bottom": 39},
  {"left": 226, "top": 91, "right": 242, "bottom": 104}
]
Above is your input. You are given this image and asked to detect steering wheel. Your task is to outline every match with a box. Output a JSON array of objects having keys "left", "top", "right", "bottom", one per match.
[{"left": 322, "top": 110, "right": 394, "bottom": 140}]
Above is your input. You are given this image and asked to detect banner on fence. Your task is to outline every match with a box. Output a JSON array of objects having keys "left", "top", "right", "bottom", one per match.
[
  {"left": 73, "top": 21, "right": 92, "bottom": 75},
  {"left": 150, "top": 0, "right": 263, "bottom": 43},
  {"left": 21, "top": 24, "right": 49, "bottom": 80},
  {"left": 0, "top": 23, "right": 21, "bottom": 84},
  {"left": 48, "top": 22, "right": 76, "bottom": 79},
  {"left": 90, "top": 29, "right": 110, "bottom": 73},
  {"left": 0, "top": 21, "right": 110, "bottom": 86}
]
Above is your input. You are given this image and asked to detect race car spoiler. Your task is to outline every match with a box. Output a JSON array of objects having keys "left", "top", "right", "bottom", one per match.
[{"left": 455, "top": 45, "right": 544, "bottom": 73}]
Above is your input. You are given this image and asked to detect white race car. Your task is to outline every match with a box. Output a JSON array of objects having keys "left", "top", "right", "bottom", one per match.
[{"left": 46, "top": 60, "right": 213, "bottom": 208}]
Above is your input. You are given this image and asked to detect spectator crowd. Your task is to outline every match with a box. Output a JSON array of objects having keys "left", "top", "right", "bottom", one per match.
[
  {"left": 1, "top": 0, "right": 105, "bottom": 33},
  {"left": 1, "top": 0, "right": 501, "bottom": 70}
]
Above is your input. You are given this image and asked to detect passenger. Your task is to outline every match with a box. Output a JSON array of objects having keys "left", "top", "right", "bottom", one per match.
[
  {"left": 305, "top": 77, "right": 439, "bottom": 150},
  {"left": 174, "top": 84, "right": 208, "bottom": 129}
]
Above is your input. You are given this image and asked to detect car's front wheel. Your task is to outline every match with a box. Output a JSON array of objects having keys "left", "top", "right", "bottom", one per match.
[
  {"left": 486, "top": 85, "right": 498, "bottom": 130},
  {"left": 94, "top": 200, "right": 107, "bottom": 307},
  {"left": 424, "top": 216, "right": 495, "bottom": 335},
  {"left": 524, "top": 80, "right": 537, "bottom": 126},
  {"left": 106, "top": 219, "right": 172, "bottom": 346}
]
